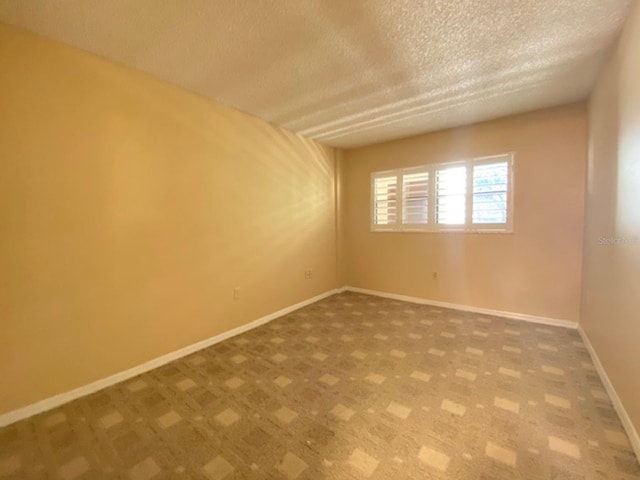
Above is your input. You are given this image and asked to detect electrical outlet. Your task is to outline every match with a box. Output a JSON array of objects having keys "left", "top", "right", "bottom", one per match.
[
  {"left": 432, "top": 271, "right": 438, "bottom": 280},
  {"left": 233, "top": 287, "right": 240, "bottom": 300},
  {"left": 304, "top": 269, "right": 312, "bottom": 280}
]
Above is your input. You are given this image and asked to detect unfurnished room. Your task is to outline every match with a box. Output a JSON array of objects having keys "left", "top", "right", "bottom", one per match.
[{"left": 0, "top": 1, "right": 639, "bottom": 479}]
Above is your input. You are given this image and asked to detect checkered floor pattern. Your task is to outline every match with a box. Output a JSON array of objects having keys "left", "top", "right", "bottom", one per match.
[{"left": 1, "top": 292, "right": 639, "bottom": 479}]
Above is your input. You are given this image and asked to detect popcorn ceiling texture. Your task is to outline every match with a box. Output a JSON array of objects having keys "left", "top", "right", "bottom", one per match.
[{"left": 0, "top": 0, "right": 633, "bottom": 147}]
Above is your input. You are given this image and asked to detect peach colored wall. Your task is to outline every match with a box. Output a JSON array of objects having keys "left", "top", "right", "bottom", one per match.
[
  {"left": 0, "top": 24, "right": 338, "bottom": 415},
  {"left": 581, "top": 1, "right": 640, "bottom": 436},
  {"left": 342, "top": 105, "right": 587, "bottom": 322}
]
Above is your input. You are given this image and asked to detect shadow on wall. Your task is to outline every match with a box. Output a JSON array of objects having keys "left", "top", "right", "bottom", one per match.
[
  {"left": 98, "top": 67, "right": 338, "bottom": 315},
  {"left": 0, "top": 22, "right": 338, "bottom": 416}
]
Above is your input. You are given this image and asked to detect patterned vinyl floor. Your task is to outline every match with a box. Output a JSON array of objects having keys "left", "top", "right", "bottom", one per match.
[{"left": 1, "top": 292, "right": 639, "bottom": 479}]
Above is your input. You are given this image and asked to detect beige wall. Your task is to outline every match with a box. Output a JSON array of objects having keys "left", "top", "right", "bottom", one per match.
[
  {"left": 581, "top": 2, "right": 640, "bottom": 435},
  {"left": 342, "top": 105, "right": 587, "bottom": 322},
  {"left": 0, "top": 24, "right": 338, "bottom": 415}
]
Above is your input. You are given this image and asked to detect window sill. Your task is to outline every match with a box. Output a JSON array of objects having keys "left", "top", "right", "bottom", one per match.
[{"left": 370, "top": 228, "right": 514, "bottom": 234}]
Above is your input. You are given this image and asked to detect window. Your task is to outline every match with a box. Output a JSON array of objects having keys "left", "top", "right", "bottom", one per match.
[
  {"left": 371, "top": 153, "right": 513, "bottom": 232},
  {"left": 436, "top": 166, "right": 466, "bottom": 225},
  {"left": 402, "top": 170, "right": 429, "bottom": 225},
  {"left": 472, "top": 162, "right": 509, "bottom": 224},
  {"left": 372, "top": 175, "right": 398, "bottom": 227}
]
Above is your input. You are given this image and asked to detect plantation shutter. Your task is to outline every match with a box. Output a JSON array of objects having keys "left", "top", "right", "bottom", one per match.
[
  {"left": 436, "top": 166, "right": 466, "bottom": 225},
  {"left": 372, "top": 174, "right": 398, "bottom": 228},
  {"left": 402, "top": 170, "right": 429, "bottom": 225}
]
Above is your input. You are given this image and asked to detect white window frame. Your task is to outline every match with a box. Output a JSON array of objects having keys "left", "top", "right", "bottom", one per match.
[{"left": 370, "top": 153, "right": 514, "bottom": 233}]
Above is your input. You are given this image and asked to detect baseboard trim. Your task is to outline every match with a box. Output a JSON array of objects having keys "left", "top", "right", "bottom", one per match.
[
  {"left": 578, "top": 326, "right": 640, "bottom": 461},
  {"left": 342, "top": 286, "right": 577, "bottom": 329},
  {"left": 0, "top": 288, "right": 340, "bottom": 428}
]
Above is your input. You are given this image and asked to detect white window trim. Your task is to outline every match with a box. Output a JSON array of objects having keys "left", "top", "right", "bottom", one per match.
[{"left": 370, "top": 153, "right": 514, "bottom": 233}]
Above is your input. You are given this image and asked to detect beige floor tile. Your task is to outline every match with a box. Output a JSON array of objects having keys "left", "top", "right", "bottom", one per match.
[
  {"left": 59, "top": 456, "right": 90, "bottom": 480},
  {"left": 126, "top": 379, "right": 148, "bottom": 392},
  {"left": 548, "top": 436, "right": 581, "bottom": 459},
  {"left": 541, "top": 365, "right": 564, "bottom": 376},
  {"left": 274, "top": 406, "right": 298, "bottom": 424},
  {"left": 455, "top": 369, "right": 476, "bottom": 381},
  {"left": 230, "top": 355, "right": 247, "bottom": 364},
  {"left": 441, "top": 399, "right": 466, "bottom": 416},
  {"left": 129, "top": 457, "right": 160, "bottom": 480},
  {"left": 157, "top": 410, "right": 182, "bottom": 429},
  {"left": 331, "top": 403, "right": 355, "bottom": 421},
  {"left": 176, "top": 378, "right": 196, "bottom": 391},
  {"left": 502, "top": 345, "right": 522, "bottom": 354},
  {"left": 203, "top": 455, "right": 234, "bottom": 480},
  {"left": 465, "top": 347, "right": 483, "bottom": 356},
  {"left": 498, "top": 367, "right": 521, "bottom": 379},
  {"left": 276, "top": 452, "right": 307, "bottom": 479},
  {"left": 349, "top": 448, "right": 379, "bottom": 477},
  {"left": 485, "top": 442, "right": 517, "bottom": 467},
  {"left": 274, "top": 376, "right": 292, "bottom": 387},
  {"left": 271, "top": 353, "right": 288, "bottom": 363},
  {"left": 188, "top": 355, "right": 206, "bottom": 365},
  {"left": 319, "top": 374, "right": 339, "bottom": 386},
  {"left": 387, "top": 401, "right": 412, "bottom": 419},
  {"left": 99, "top": 411, "right": 124, "bottom": 429},
  {"left": 410, "top": 370, "right": 431, "bottom": 382},
  {"left": 418, "top": 446, "right": 450, "bottom": 472},
  {"left": 224, "top": 377, "right": 245, "bottom": 389},
  {"left": 215, "top": 409, "right": 240, "bottom": 427},
  {"left": 544, "top": 394, "right": 571, "bottom": 409},
  {"left": 494, "top": 396, "right": 520, "bottom": 414},
  {"left": 365, "top": 373, "right": 386, "bottom": 384}
]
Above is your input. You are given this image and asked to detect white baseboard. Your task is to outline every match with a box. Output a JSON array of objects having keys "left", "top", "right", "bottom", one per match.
[
  {"left": 342, "top": 286, "right": 577, "bottom": 329},
  {"left": 578, "top": 326, "right": 640, "bottom": 461},
  {"left": 0, "top": 288, "right": 340, "bottom": 428}
]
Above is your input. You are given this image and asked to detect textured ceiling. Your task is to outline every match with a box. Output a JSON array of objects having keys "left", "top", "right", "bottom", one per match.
[{"left": 0, "top": 1, "right": 634, "bottom": 148}]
